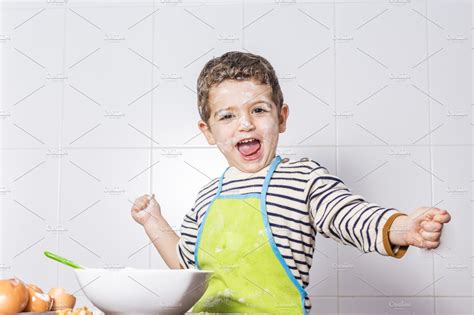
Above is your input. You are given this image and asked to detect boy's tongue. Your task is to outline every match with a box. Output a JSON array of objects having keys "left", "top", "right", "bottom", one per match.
[{"left": 237, "top": 139, "right": 261, "bottom": 156}]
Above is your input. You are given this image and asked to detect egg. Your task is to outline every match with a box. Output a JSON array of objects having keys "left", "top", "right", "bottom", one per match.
[
  {"left": 48, "top": 287, "right": 76, "bottom": 310},
  {"left": 0, "top": 277, "right": 29, "bottom": 313},
  {"left": 27, "top": 283, "right": 43, "bottom": 293},
  {"left": 24, "top": 283, "right": 53, "bottom": 312}
]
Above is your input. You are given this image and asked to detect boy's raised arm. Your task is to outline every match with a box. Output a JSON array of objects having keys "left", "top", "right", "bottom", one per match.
[
  {"left": 143, "top": 214, "right": 181, "bottom": 269},
  {"left": 131, "top": 194, "right": 181, "bottom": 269}
]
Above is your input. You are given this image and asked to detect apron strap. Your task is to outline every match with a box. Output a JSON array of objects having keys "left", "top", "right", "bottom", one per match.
[
  {"left": 261, "top": 155, "right": 282, "bottom": 200},
  {"left": 215, "top": 167, "right": 228, "bottom": 198},
  {"left": 217, "top": 155, "right": 282, "bottom": 199}
]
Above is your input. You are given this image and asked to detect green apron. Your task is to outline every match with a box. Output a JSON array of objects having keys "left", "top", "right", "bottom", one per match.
[{"left": 193, "top": 155, "right": 307, "bottom": 314}]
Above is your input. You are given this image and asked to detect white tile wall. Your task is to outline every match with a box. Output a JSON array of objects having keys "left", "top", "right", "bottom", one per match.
[
  {"left": 1, "top": 0, "right": 472, "bottom": 314},
  {"left": 436, "top": 297, "right": 473, "bottom": 315},
  {"left": 428, "top": 0, "right": 471, "bottom": 146},
  {"left": 2, "top": 149, "right": 61, "bottom": 289},
  {"left": 339, "top": 297, "right": 435, "bottom": 314},
  {"left": 0, "top": 1, "right": 2, "bottom": 281},
  {"left": 310, "top": 297, "right": 337, "bottom": 315},
  {"left": 432, "top": 146, "right": 471, "bottom": 297},
  {"left": 337, "top": 146, "right": 434, "bottom": 297}
]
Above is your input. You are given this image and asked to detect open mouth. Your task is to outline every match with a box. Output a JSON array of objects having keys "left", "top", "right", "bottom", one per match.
[{"left": 236, "top": 138, "right": 262, "bottom": 160}]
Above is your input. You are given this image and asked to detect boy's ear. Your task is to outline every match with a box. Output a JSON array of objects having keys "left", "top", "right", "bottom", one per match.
[
  {"left": 278, "top": 103, "right": 289, "bottom": 133},
  {"left": 198, "top": 120, "right": 216, "bottom": 145}
]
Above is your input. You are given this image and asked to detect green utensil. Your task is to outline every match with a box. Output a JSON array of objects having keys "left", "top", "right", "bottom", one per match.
[{"left": 44, "top": 250, "right": 85, "bottom": 269}]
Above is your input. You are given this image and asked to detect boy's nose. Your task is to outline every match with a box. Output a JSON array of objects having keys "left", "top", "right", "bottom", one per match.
[{"left": 238, "top": 116, "right": 254, "bottom": 131}]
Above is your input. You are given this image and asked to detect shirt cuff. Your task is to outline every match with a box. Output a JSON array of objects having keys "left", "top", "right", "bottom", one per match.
[{"left": 382, "top": 212, "right": 409, "bottom": 259}]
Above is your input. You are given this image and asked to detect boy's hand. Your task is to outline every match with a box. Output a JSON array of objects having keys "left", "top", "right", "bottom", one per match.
[
  {"left": 131, "top": 194, "right": 162, "bottom": 227},
  {"left": 390, "top": 207, "right": 451, "bottom": 249}
]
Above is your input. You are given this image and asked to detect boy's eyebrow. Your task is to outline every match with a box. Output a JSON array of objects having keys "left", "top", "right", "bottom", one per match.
[{"left": 213, "top": 100, "right": 273, "bottom": 118}]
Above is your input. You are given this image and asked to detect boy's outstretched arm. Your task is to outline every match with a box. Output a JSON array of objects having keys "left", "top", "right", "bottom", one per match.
[
  {"left": 387, "top": 207, "right": 451, "bottom": 249},
  {"left": 131, "top": 194, "right": 182, "bottom": 269},
  {"left": 307, "top": 163, "right": 452, "bottom": 259}
]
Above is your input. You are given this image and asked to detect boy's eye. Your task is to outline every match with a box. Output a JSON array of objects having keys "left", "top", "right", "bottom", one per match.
[
  {"left": 252, "top": 107, "right": 268, "bottom": 114},
  {"left": 219, "top": 114, "right": 233, "bottom": 120}
]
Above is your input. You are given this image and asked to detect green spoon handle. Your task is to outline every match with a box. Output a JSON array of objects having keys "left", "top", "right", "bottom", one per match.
[{"left": 44, "top": 250, "right": 84, "bottom": 269}]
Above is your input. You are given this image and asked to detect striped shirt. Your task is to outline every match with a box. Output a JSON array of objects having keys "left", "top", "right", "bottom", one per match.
[{"left": 176, "top": 157, "right": 408, "bottom": 313}]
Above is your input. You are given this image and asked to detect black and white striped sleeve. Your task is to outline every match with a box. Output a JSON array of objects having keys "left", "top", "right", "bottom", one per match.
[
  {"left": 176, "top": 206, "right": 199, "bottom": 269},
  {"left": 307, "top": 166, "right": 408, "bottom": 258}
]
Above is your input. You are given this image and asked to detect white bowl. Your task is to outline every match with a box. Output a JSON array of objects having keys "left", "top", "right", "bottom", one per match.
[{"left": 74, "top": 268, "right": 212, "bottom": 315}]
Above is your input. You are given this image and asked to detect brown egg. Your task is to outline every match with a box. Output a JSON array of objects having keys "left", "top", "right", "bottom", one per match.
[
  {"left": 27, "top": 283, "right": 44, "bottom": 294},
  {"left": 0, "top": 277, "right": 29, "bottom": 313},
  {"left": 24, "top": 283, "right": 53, "bottom": 312},
  {"left": 48, "top": 287, "right": 76, "bottom": 311}
]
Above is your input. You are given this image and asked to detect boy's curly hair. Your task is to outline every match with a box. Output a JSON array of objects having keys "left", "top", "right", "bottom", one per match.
[{"left": 197, "top": 51, "right": 284, "bottom": 124}]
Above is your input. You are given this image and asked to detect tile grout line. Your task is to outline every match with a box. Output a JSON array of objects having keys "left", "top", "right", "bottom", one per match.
[
  {"left": 149, "top": 0, "right": 157, "bottom": 270},
  {"left": 424, "top": 0, "right": 437, "bottom": 313},
  {"left": 332, "top": 0, "right": 339, "bottom": 314},
  {"left": 1, "top": 144, "right": 473, "bottom": 151},
  {"left": 242, "top": 0, "right": 244, "bottom": 51},
  {"left": 55, "top": 2, "right": 68, "bottom": 288}
]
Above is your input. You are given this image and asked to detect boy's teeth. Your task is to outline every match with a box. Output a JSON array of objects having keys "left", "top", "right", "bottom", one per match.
[
  {"left": 237, "top": 138, "right": 261, "bottom": 157},
  {"left": 239, "top": 138, "right": 256, "bottom": 144}
]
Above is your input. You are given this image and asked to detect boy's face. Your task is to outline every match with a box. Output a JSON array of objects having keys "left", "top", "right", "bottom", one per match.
[{"left": 198, "top": 79, "right": 289, "bottom": 173}]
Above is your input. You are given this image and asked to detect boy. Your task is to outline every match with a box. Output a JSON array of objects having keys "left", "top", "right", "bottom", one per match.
[{"left": 131, "top": 51, "right": 451, "bottom": 314}]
